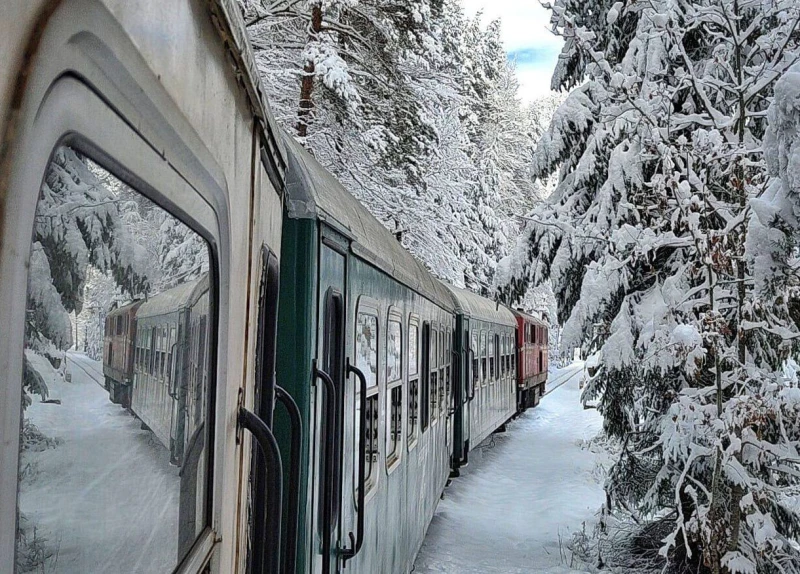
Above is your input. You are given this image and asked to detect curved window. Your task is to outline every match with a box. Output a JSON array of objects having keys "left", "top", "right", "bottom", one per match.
[
  {"left": 386, "top": 315, "right": 402, "bottom": 468},
  {"left": 355, "top": 309, "right": 379, "bottom": 491},
  {"left": 18, "top": 147, "right": 213, "bottom": 573},
  {"left": 430, "top": 328, "right": 438, "bottom": 422},
  {"left": 480, "top": 331, "right": 487, "bottom": 386},
  {"left": 408, "top": 319, "right": 419, "bottom": 447},
  {"left": 471, "top": 331, "right": 479, "bottom": 392}
]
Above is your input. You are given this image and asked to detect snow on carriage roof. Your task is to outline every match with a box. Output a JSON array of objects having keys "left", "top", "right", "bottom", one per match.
[
  {"left": 510, "top": 307, "right": 548, "bottom": 327},
  {"left": 442, "top": 283, "right": 517, "bottom": 327},
  {"left": 107, "top": 299, "right": 143, "bottom": 319},
  {"left": 137, "top": 274, "right": 209, "bottom": 319},
  {"left": 282, "top": 137, "right": 455, "bottom": 312}
]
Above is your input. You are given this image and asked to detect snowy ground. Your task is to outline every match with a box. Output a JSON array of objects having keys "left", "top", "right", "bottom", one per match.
[
  {"left": 414, "top": 362, "right": 605, "bottom": 574},
  {"left": 18, "top": 351, "right": 180, "bottom": 573}
]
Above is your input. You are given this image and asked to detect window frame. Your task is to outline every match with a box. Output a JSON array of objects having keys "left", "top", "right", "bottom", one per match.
[
  {"left": 386, "top": 307, "right": 403, "bottom": 471},
  {"left": 354, "top": 298, "right": 381, "bottom": 495},
  {"left": 407, "top": 315, "right": 420, "bottom": 451},
  {"left": 0, "top": 41, "right": 233, "bottom": 570},
  {"left": 480, "top": 330, "right": 488, "bottom": 387},
  {"left": 430, "top": 325, "right": 439, "bottom": 424}
]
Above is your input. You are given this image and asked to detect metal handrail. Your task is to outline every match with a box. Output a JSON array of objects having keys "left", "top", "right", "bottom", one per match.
[
  {"left": 275, "top": 386, "right": 302, "bottom": 574},
  {"left": 341, "top": 360, "right": 367, "bottom": 565},
  {"left": 238, "top": 407, "right": 283, "bottom": 574},
  {"left": 313, "top": 364, "right": 337, "bottom": 574}
]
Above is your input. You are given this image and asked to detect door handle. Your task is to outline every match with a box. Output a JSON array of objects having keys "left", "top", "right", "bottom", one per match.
[
  {"left": 467, "top": 350, "right": 475, "bottom": 403},
  {"left": 238, "top": 407, "right": 283, "bottom": 574},
  {"left": 341, "top": 359, "right": 367, "bottom": 565},
  {"left": 275, "top": 386, "right": 302, "bottom": 574}
]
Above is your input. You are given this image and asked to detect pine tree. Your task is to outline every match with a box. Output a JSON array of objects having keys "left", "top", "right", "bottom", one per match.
[
  {"left": 497, "top": 1, "right": 800, "bottom": 571},
  {"left": 245, "top": 0, "right": 546, "bottom": 293},
  {"left": 28, "top": 148, "right": 149, "bottom": 354}
]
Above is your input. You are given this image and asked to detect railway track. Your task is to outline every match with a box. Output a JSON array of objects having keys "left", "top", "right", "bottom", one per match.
[
  {"left": 67, "top": 353, "right": 106, "bottom": 388},
  {"left": 542, "top": 364, "right": 584, "bottom": 397}
]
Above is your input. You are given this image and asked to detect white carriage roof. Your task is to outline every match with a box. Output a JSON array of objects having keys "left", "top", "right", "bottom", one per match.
[
  {"left": 137, "top": 274, "right": 209, "bottom": 319},
  {"left": 282, "top": 137, "right": 455, "bottom": 312},
  {"left": 443, "top": 283, "right": 517, "bottom": 328},
  {"left": 210, "top": 0, "right": 285, "bottom": 181}
]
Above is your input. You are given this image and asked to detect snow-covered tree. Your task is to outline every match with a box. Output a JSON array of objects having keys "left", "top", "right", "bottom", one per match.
[
  {"left": 244, "top": 0, "right": 548, "bottom": 293},
  {"left": 28, "top": 148, "right": 149, "bottom": 354},
  {"left": 497, "top": 1, "right": 800, "bottom": 572}
]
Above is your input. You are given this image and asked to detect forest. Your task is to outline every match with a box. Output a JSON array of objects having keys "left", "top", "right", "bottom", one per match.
[{"left": 20, "top": 0, "right": 800, "bottom": 572}]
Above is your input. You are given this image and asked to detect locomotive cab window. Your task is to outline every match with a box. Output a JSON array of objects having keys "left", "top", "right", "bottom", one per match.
[{"left": 17, "top": 146, "right": 213, "bottom": 573}]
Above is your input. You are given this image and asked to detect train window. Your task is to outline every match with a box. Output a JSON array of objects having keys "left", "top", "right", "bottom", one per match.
[
  {"left": 495, "top": 334, "right": 500, "bottom": 381},
  {"left": 356, "top": 309, "right": 379, "bottom": 491},
  {"left": 471, "top": 331, "right": 479, "bottom": 392},
  {"left": 408, "top": 319, "right": 419, "bottom": 448},
  {"left": 489, "top": 332, "right": 495, "bottom": 381},
  {"left": 387, "top": 384, "right": 402, "bottom": 469},
  {"left": 387, "top": 318, "right": 402, "bottom": 383},
  {"left": 500, "top": 335, "right": 505, "bottom": 376},
  {"left": 356, "top": 312, "right": 379, "bottom": 389},
  {"left": 505, "top": 335, "right": 511, "bottom": 375},
  {"left": 421, "top": 322, "right": 430, "bottom": 432},
  {"left": 18, "top": 147, "right": 213, "bottom": 573},
  {"left": 386, "top": 314, "right": 402, "bottom": 468},
  {"left": 444, "top": 330, "right": 451, "bottom": 415},
  {"left": 430, "top": 328, "right": 438, "bottom": 423}
]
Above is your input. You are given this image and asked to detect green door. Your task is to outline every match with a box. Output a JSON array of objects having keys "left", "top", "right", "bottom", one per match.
[{"left": 311, "top": 233, "right": 348, "bottom": 574}]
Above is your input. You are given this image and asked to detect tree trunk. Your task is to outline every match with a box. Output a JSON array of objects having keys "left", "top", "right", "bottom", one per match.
[{"left": 297, "top": 4, "right": 323, "bottom": 138}]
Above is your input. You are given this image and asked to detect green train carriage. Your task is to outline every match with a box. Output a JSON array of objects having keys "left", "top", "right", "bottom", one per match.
[{"left": 275, "top": 139, "right": 457, "bottom": 574}]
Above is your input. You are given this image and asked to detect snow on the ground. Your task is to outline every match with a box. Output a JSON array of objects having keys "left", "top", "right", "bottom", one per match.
[
  {"left": 18, "top": 351, "right": 179, "bottom": 573},
  {"left": 414, "top": 362, "right": 604, "bottom": 574}
]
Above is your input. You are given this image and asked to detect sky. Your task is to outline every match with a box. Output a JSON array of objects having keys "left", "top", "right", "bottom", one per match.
[{"left": 461, "top": 0, "right": 563, "bottom": 104}]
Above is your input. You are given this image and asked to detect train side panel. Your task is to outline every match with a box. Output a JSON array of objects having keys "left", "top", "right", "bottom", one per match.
[{"left": 0, "top": 1, "right": 284, "bottom": 571}]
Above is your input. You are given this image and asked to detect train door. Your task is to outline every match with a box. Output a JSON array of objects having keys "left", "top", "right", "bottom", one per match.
[
  {"left": 247, "top": 247, "right": 282, "bottom": 574},
  {"left": 311, "top": 230, "right": 348, "bottom": 574}
]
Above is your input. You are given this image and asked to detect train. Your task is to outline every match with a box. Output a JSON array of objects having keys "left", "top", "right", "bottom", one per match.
[{"left": 1, "top": 2, "right": 547, "bottom": 574}]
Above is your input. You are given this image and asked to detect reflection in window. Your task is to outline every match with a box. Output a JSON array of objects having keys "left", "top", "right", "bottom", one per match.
[
  {"left": 408, "top": 323, "right": 419, "bottom": 443},
  {"left": 356, "top": 312, "right": 378, "bottom": 388},
  {"left": 489, "top": 333, "right": 495, "bottom": 381},
  {"left": 480, "top": 331, "right": 487, "bottom": 385},
  {"left": 430, "top": 329, "right": 438, "bottom": 422},
  {"left": 471, "top": 332, "right": 479, "bottom": 391},
  {"left": 386, "top": 317, "right": 402, "bottom": 467},
  {"left": 387, "top": 385, "right": 402, "bottom": 466},
  {"left": 18, "top": 147, "right": 211, "bottom": 573},
  {"left": 387, "top": 319, "right": 402, "bottom": 382}
]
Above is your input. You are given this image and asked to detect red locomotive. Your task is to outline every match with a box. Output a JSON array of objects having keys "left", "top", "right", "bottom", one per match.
[
  {"left": 511, "top": 309, "right": 549, "bottom": 410},
  {"left": 103, "top": 300, "right": 143, "bottom": 408}
]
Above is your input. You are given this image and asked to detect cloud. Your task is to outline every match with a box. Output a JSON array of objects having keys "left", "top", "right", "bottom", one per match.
[{"left": 461, "top": 0, "right": 564, "bottom": 103}]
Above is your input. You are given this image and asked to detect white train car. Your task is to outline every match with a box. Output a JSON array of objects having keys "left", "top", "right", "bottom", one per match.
[{"left": 0, "top": 1, "right": 285, "bottom": 572}]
